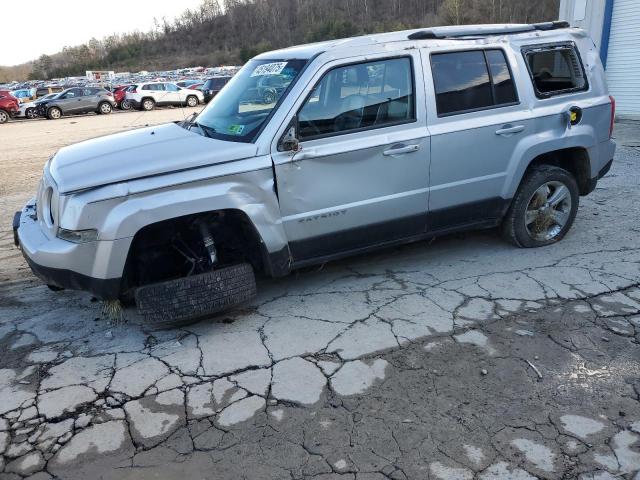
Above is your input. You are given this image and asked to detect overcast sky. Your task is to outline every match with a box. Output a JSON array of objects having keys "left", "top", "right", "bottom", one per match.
[{"left": 1, "top": 0, "right": 204, "bottom": 66}]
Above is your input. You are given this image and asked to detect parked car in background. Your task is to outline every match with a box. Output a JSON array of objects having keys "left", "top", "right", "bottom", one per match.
[
  {"left": 176, "top": 79, "right": 202, "bottom": 88},
  {"left": 126, "top": 82, "right": 204, "bottom": 111},
  {"left": 202, "top": 76, "right": 231, "bottom": 103},
  {"left": 36, "top": 86, "right": 64, "bottom": 98},
  {"left": 36, "top": 87, "right": 116, "bottom": 119},
  {"left": 17, "top": 93, "right": 59, "bottom": 119},
  {"left": 188, "top": 83, "right": 204, "bottom": 90},
  {"left": 0, "top": 93, "right": 20, "bottom": 123},
  {"left": 113, "top": 85, "right": 133, "bottom": 110},
  {"left": 242, "top": 74, "right": 291, "bottom": 105},
  {"left": 11, "top": 88, "right": 36, "bottom": 103}
]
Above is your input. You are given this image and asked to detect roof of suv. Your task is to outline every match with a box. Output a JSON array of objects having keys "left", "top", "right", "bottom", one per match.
[{"left": 254, "top": 22, "right": 584, "bottom": 61}]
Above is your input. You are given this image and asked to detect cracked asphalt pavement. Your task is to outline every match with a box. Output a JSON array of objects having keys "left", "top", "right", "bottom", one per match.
[{"left": 0, "top": 115, "right": 639, "bottom": 479}]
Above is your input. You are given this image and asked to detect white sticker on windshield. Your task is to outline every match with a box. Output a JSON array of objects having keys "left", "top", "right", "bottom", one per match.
[{"left": 251, "top": 62, "right": 288, "bottom": 77}]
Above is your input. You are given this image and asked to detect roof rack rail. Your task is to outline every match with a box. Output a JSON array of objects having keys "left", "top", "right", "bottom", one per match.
[{"left": 408, "top": 21, "right": 570, "bottom": 41}]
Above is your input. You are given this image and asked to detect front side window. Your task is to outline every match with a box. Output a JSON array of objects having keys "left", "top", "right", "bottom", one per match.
[
  {"left": 298, "top": 57, "right": 415, "bottom": 141},
  {"left": 63, "top": 89, "right": 80, "bottom": 98},
  {"left": 431, "top": 49, "right": 518, "bottom": 116},
  {"left": 196, "top": 58, "right": 307, "bottom": 142},
  {"left": 524, "top": 43, "right": 587, "bottom": 97}
]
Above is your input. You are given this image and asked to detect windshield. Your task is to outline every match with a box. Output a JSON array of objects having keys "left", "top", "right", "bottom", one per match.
[{"left": 195, "top": 59, "right": 307, "bottom": 142}]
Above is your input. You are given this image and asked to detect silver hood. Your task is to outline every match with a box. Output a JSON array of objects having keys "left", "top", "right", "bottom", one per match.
[{"left": 49, "top": 122, "right": 258, "bottom": 193}]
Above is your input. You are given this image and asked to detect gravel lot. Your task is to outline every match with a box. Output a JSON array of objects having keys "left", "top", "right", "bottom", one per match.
[{"left": 0, "top": 115, "right": 639, "bottom": 480}]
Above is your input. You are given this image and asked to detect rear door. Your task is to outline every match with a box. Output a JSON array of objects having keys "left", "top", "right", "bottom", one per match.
[
  {"left": 80, "top": 88, "right": 100, "bottom": 112},
  {"left": 272, "top": 53, "right": 431, "bottom": 262},
  {"left": 423, "top": 47, "right": 531, "bottom": 230}
]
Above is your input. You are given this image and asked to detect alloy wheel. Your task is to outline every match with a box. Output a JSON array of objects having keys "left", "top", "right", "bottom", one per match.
[{"left": 524, "top": 180, "right": 572, "bottom": 242}]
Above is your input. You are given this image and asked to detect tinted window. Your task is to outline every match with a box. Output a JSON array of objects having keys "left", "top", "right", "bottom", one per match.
[
  {"left": 525, "top": 44, "right": 587, "bottom": 97},
  {"left": 63, "top": 88, "right": 81, "bottom": 98},
  {"left": 142, "top": 84, "right": 153, "bottom": 91},
  {"left": 486, "top": 50, "right": 517, "bottom": 105},
  {"left": 431, "top": 51, "right": 492, "bottom": 115},
  {"left": 298, "top": 57, "right": 415, "bottom": 140},
  {"left": 431, "top": 50, "right": 518, "bottom": 116}
]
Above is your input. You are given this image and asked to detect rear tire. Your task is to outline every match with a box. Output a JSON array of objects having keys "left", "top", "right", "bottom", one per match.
[
  {"left": 186, "top": 95, "right": 198, "bottom": 107},
  {"left": 47, "top": 107, "right": 62, "bottom": 120},
  {"left": 120, "top": 100, "right": 131, "bottom": 110},
  {"left": 134, "top": 263, "right": 257, "bottom": 329},
  {"left": 0, "top": 110, "right": 8, "bottom": 124},
  {"left": 26, "top": 108, "right": 37, "bottom": 119},
  {"left": 501, "top": 165, "right": 579, "bottom": 248},
  {"left": 98, "top": 102, "right": 112, "bottom": 114}
]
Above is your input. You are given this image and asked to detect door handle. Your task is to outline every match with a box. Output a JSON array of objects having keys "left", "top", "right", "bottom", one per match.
[
  {"left": 495, "top": 125, "right": 525, "bottom": 136},
  {"left": 383, "top": 144, "right": 420, "bottom": 156}
]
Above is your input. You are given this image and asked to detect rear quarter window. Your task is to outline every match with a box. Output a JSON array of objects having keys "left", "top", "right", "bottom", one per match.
[{"left": 523, "top": 43, "right": 588, "bottom": 98}]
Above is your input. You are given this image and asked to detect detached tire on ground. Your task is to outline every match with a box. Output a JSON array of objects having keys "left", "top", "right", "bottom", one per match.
[
  {"left": 501, "top": 165, "right": 579, "bottom": 248},
  {"left": 134, "top": 263, "right": 257, "bottom": 328}
]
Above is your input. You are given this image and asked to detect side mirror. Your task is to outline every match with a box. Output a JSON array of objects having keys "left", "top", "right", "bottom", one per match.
[{"left": 279, "top": 120, "right": 300, "bottom": 153}]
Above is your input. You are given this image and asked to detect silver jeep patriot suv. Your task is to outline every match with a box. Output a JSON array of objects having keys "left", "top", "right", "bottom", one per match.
[{"left": 14, "top": 22, "right": 616, "bottom": 326}]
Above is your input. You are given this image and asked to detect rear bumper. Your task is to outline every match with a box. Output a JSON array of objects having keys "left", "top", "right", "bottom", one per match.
[{"left": 15, "top": 202, "right": 126, "bottom": 299}]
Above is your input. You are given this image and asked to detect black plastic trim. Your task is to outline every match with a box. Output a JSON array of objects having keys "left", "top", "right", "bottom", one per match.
[
  {"left": 12, "top": 211, "right": 20, "bottom": 247},
  {"left": 20, "top": 251, "right": 122, "bottom": 300},
  {"left": 290, "top": 197, "right": 511, "bottom": 268}
]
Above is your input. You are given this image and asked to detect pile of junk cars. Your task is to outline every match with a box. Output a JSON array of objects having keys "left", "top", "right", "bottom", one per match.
[{"left": 0, "top": 67, "right": 238, "bottom": 123}]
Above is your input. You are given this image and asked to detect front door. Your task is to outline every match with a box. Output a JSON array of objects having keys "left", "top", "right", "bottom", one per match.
[
  {"left": 424, "top": 47, "right": 532, "bottom": 230},
  {"left": 61, "top": 88, "right": 83, "bottom": 113},
  {"left": 272, "top": 53, "right": 430, "bottom": 263}
]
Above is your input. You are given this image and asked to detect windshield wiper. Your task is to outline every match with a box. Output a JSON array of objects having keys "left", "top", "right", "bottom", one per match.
[{"left": 194, "top": 122, "right": 216, "bottom": 138}]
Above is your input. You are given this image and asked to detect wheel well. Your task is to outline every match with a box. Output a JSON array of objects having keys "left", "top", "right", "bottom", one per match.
[
  {"left": 525, "top": 147, "right": 592, "bottom": 195},
  {"left": 121, "top": 210, "right": 265, "bottom": 295},
  {"left": 141, "top": 96, "right": 154, "bottom": 104}
]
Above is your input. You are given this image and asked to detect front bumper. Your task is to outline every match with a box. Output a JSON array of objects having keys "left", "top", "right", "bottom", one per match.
[{"left": 14, "top": 202, "right": 127, "bottom": 299}]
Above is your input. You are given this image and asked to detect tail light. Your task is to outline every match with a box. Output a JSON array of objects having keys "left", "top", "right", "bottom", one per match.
[{"left": 608, "top": 95, "right": 616, "bottom": 139}]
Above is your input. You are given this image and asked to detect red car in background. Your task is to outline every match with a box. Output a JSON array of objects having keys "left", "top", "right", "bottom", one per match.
[
  {"left": 188, "top": 83, "right": 204, "bottom": 90},
  {"left": 113, "top": 85, "right": 133, "bottom": 110},
  {"left": 0, "top": 92, "right": 20, "bottom": 124}
]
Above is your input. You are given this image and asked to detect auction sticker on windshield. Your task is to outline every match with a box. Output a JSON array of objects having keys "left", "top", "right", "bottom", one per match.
[
  {"left": 227, "top": 124, "right": 245, "bottom": 135},
  {"left": 251, "top": 62, "right": 288, "bottom": 77}
]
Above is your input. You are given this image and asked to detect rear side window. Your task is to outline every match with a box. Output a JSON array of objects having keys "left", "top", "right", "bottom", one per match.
[
  {"left": 431, "top": 49, "right": 518, "bottom": 116},
  {"left": 524, "top": 43, "right": 587, "bottom": 98}
]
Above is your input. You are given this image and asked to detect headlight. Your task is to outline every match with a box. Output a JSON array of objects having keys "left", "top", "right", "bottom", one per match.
[{"left": 57, "top": 228, "right": 98, "bottom": 243}]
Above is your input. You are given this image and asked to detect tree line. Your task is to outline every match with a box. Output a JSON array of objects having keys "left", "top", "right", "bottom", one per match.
[{"left": 2, "top": 0, "right": 559, "bottom": 82}]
